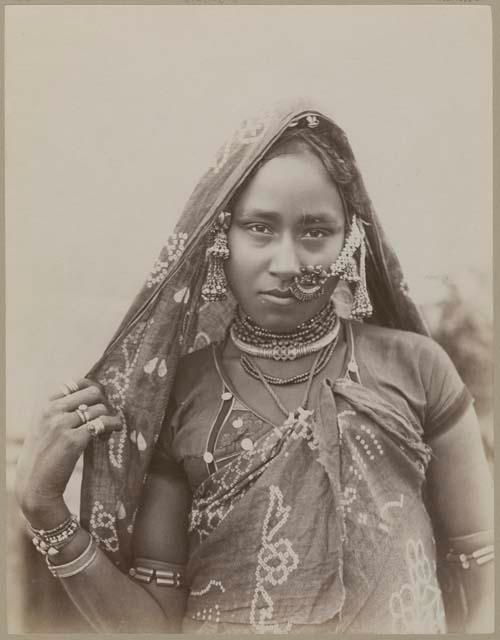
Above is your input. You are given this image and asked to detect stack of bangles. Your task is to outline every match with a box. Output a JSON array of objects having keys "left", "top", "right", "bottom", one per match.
[
  {"left": 28, "top": 514, "right": 99, "bottom": 578},
  {"left": 28, "top": 513, "right": 188, "bottom": 587}
]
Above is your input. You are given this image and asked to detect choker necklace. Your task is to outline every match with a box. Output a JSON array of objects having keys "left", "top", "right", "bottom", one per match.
[
  {"left": 240, "top": 335, "right": 339, "bottom": 386},
  {"left": 230, "top": 301, "right": 339, "bottom": 361}
]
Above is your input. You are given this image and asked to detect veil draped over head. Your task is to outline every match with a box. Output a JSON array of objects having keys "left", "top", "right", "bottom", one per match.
[{"left": 81, "top": 99, "right": 428, "bottom": 570}]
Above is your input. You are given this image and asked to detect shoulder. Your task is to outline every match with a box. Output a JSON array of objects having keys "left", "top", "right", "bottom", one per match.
[
  {"left": 352, "top": 321, "right": 438, "bottom": 358},
  {"left": 351, "top": 321, "right": 456, "bottom": 383}
]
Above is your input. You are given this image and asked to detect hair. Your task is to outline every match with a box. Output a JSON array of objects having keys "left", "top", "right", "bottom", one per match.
[
  {"left": 226, "top": 117, "right": 403, "bottom": 329},
  {"left": 228, "top": 120, "right": 371, "bottom": 230}
]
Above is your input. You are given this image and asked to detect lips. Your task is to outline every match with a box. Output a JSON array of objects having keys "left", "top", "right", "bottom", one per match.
[{"left": 262, "top": 288, "right": 294, "bottom": 299}]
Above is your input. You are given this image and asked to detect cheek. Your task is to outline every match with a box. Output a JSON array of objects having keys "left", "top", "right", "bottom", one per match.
[
  {"left": 304, "top": 233, "right": 345, "bottom": 267},
  {"left": 326, "top": 230, "right": 346, "bottom": 264},
  {"left": 225, "top": 232, "right": 259, "bottom": 291}
]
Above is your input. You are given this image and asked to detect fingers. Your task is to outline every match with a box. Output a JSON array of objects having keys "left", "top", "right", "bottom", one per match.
[
  {"left": 65, "top": 403, "right": 121, "bottom": 430},
  {"left": 70, "top": 414, "right": 124, "bottom": 447},
  {"left": 52, "top": 380, "right": 112, "bottom": 413},
  {"left": 49, "top": 378, "right": 94, "bottom": 401},
  {"left": 43, "top": 378, "right": 121, "bottom": 440}
]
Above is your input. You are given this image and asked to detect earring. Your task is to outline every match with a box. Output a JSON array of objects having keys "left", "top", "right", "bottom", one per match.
[
  {"left": 290, "top": 265, "right": 329, "bottom": 302},
  {"left": 350, "top": 233, "right": 373, "bottom": 319},
  {"left": 329, "top": 216, "right": 373, "bottom": 319},
  {"left": 201, "top": 211, "right": 231, "bottom": 302}
]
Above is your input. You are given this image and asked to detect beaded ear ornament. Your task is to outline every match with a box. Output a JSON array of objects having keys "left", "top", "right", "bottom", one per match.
[
  {"left": 201, "top": 211, "right": 232, "bottom": 302},
  {"left": 289, "top": 215, "right": 373, "bottom": 319}
]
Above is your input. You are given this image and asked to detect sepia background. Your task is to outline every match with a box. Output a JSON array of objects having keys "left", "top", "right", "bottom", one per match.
[{"left": 5, "top": 4, "right": 492, "bottom": 633}]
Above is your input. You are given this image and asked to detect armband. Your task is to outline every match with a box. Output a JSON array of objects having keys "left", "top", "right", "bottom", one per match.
[
  {"left": 446, "top": 545, "right": 494, "bottom": 569},
  {"left": 129, "top": 557, "right": 187, "bottom": 589},
  {"left": 445, "top": 529, "right": 494, "bottom": 569}
]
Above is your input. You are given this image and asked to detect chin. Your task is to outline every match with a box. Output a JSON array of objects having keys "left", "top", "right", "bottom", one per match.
[{"left": 246, "top": 296, "right": 330, "bottom": 332}]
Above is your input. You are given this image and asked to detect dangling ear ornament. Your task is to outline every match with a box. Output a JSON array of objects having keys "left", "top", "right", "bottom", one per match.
[
  {"left": 329, "top": 215, "right": 373, "bottom": 319},
  {"left": 289, "top": 215, "right": 373, "bottom": 319},
  {"left": 201, "top": 211, "right": 232, "bottom": 302}
]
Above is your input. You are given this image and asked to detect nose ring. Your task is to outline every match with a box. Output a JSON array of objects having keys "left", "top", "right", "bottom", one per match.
[{"left": 289, "top": 265, "right": 329, "bottom": 302}]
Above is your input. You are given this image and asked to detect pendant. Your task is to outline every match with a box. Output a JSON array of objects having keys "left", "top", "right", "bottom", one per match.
[{"left": 284, "top": 406, "right": 314, "bottom": 428}]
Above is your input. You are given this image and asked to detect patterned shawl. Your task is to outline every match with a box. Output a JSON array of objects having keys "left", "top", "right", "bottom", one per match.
[{"left": 80, "top": 99, "right": 428, "bottom": 570}]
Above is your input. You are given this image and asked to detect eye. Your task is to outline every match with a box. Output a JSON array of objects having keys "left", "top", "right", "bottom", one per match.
[
  {"left": 302, "top": 228, "right": 330, "bottom": 239},
  {"left": 246, "top": 223, "right": 273, "bottom": 235}
]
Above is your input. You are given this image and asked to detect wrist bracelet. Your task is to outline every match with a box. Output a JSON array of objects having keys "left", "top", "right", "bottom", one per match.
[
  {"left": 28, "top": 513, "right": 80, "bottom": 557},
  {"left": 46, "top": 531, "right": 99, "bottom": 578},
  {"left": 446, "top": 544, "right": 494, "bottom": 569}
]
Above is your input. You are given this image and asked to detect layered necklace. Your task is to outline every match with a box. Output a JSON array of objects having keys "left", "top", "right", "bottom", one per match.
[
  {"left": 230, "top": 301, "right": 340, "bottom": 386},
  {"left": 230, "top": 300, "right": 339, "bottom": 361}
]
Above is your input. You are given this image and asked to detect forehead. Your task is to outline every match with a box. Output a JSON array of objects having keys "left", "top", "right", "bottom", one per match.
[{"left": 232, "top": 151, "right": 345, "bottom": 222}]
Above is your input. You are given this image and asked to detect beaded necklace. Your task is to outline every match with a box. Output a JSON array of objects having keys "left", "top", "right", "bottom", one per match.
[
  {"left": 230, "top": 301, "right": 338, "bottom": 361},
  {"left": 248, "top": 347, "right": 323, "bottom": 419},
  {"left": 240, "top": 335, "right": 339, "bottom": 386}
]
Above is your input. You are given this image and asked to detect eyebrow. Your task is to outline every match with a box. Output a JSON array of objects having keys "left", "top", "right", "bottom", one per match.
[{"left": 238, "top": 209, "right": 342, "bottom": 225}]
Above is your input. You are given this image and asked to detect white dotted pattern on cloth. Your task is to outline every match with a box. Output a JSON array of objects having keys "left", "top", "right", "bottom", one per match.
[
  {"left": 191, "top": 580, "right": 226, "bottom": 597},
  {"left": 100, "top": 322, "right": 147, "bottom": 469},
  {"left": 89, "top": 501, "right": 119, "bottom": 553},
  {"left": 189, "top": 409, "right": 319, "bottom": 543},
  {"left": 210, "top": 112, "right": 274, "bottom": 175},
  {"left": 250, "top": 485, "right": 298, "bottom": 633},
  {"left": 360, "top": 423, "right": 384, "bottom": 456},
  {"left": 146, "top": 232, "right": 188, "bottom": 289},
  {"left": 389, "top": 539, "right": 446, "bottom": 633}
]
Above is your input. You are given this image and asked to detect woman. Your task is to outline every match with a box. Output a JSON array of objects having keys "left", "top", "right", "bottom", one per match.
[{"left": 16, "top": 101, "right": 493, "bottom": 634}]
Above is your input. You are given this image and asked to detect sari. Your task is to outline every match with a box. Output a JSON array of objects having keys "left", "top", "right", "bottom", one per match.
[
  {"left": 177, "top": 322, "right": 451, "bottom": 633},
  {"left": 79, "top": 100, "right": 461, "bottom": 631}
]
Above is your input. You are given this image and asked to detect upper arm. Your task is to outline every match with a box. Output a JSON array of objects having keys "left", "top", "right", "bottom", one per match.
[
  {"left": 420, "top": 339, "right": 472, "bottom": 439},
  {"left": 132, "top": 464, "right": 192, "bottom": 629},
  {"left": 426, "top": 405, "right": 494, "bottom": 632},
  {"left": 419, "top": 337, "right": 492, "bottom": 535},
  {"left": 426, "top": 404, "right": 493, "bottom": 539}
]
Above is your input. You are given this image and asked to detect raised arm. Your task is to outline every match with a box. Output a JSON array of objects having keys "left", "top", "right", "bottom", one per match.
[{"left": 16, "top": 378, "right": 191, "bottom": 633}]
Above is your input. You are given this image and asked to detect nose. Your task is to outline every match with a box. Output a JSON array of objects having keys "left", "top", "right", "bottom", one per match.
[{"left": 268, "top": 233, "right": 302, "bottom": 281}]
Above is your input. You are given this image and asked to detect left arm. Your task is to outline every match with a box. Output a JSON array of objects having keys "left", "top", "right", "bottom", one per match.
[{"left": 426, "top": 405, "right": 494, "bottom": 633}]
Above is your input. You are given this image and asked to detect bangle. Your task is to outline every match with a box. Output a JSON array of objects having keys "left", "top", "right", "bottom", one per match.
[
  {"left": 46, "top": 531, "right": 99, "bottom": 578},
  {"left": 446, "top": 544, "right": 494, "bottom": 569},
  {"left": 28, "top": 513, "right": 80, "bottom": 557}
]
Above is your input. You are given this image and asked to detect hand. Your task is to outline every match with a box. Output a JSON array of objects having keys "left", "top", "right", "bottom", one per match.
[{"left": 16, "top": 378, "right": 122, "bottom": 521}]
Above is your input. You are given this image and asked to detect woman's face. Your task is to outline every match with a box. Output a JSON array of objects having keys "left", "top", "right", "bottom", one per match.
[{"left": 226, "top": 150, "right": 346, "bottom": 331}]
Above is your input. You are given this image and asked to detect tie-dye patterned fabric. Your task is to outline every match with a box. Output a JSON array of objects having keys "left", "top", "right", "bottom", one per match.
[
  {"left": 180, "top": 338, "right": 446, "bottom": 634},
  {"left": 80, "top": 100, "right": 430, "bottom": 572}
]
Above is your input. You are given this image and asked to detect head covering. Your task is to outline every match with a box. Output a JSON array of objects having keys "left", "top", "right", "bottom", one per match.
[{"left": 80, "top": 99, "right": 428, "bottom": 569}]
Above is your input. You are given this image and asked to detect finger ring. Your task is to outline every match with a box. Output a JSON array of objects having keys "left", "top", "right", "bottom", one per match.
[
  {"left": 87, "top": 418, "right": 105, "bottom": 437},
  {"left": 77, "top": 404, "right": 91, "bottom": 423},
  {"left": 60, "top": 380, "right": 79, "bottom": 396},
  {"left": 75, "top": 409, "right": 89, "bottom": 425}
]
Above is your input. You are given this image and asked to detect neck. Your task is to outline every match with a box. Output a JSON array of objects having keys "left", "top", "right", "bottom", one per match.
[
  {"left": 237, "top": 300, "right": 335, "bottom": 337},
  {"left": 229, "top": 301, "right": 339, "bottom": 362}
]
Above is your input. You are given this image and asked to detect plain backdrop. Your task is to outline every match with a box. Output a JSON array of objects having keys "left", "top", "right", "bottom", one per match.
[{"left": 5, "top": 4, "right": 492, "bottom": 438}]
